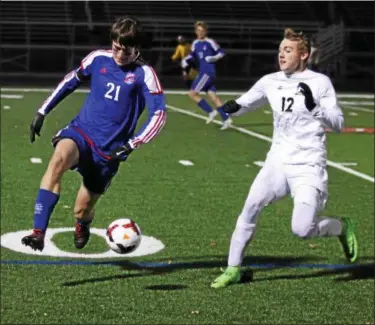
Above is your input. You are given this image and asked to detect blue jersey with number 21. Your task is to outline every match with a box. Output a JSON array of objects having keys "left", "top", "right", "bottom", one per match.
[{"left": 38, "top": 49, "right": 167, "bottom": 155}]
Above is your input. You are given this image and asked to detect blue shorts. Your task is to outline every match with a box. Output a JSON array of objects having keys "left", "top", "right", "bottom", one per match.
[
  {"left": 52, "top": 125, "right": 120, "bottom": 195},
  {"left": 191, "top": 73, "right": 216, "bottom": 92}
]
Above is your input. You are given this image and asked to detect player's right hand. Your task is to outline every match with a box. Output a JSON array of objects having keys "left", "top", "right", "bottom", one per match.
[
  {"left": 110, "top": 143, "right": 133, "bottom": 161},
  {"left": 29, "top": 112, "right": 45, "bottom": 143},
  {"left": 221, "top": 100, "right": 241, "bottom": 114}
]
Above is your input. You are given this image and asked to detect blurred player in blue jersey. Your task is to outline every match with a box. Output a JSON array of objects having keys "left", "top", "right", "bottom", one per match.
[
  {"left": 182, "top": 21, "right": 232, "bottom": 130},
  {"left": 21, "top": 16, "right": 167, "bottom": 252}
]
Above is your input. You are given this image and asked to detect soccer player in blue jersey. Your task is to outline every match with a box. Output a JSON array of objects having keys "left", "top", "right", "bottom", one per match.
[
  {"left": 182, "top": 21, "right": 233, "bottom": 130},
  {"left": 22, "top": 16, "right": 167, "bottom": 251}
]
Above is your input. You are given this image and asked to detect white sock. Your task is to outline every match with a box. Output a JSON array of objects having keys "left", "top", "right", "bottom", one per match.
[
  {"left": 292, "top": 202, "right": 343, "bottom": 238},
  {"left": 316, "top": 216, "right": 343, "bottom": 236},
  {"left": 228, "top": 220, "right": 256, "bottom": 267}
]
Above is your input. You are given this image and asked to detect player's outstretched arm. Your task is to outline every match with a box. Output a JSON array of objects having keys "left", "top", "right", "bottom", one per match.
[
  {"left": 29, "top": 50, "right": 100, "bottom": 143},
  {"left": 29, "top": 68, "right": 86, "bottom": 143},
  {"left": 221, "top": 77, "right": 268, "bottom": 116}
]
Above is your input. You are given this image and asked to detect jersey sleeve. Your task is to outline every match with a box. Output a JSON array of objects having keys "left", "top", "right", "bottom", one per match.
[
  {"left": 37, "top": 51, "right": 99, "bottom": 115},
  {"left": 233, "top": 77, "right": 268, "bottom": 116},
  {"left": 128, "top": 66, "right": 167, "bottom": 149},
  {"left": 181, "top": 41, "right": 197, "bottom": 68},
  {"left": 207, "top": 38, "right": 225, "bottom": 58},
  {"left": 315, "top": 76, "right": 344, "bottom": 132}
]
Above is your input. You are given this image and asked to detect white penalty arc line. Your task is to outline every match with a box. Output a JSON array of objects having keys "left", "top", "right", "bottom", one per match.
[{"left": 166, "top": 104, "right": 375, "bottom": 184}]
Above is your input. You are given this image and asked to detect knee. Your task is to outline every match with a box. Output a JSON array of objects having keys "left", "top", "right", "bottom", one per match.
[
  {"left": 291, "top": 201, "right": 318, "bottom": 239},
  {"left": 188, "top": 90, "right": 198, "bottom": 99},
  {"left": 291, "top": 219, "right": 315, "bottom": 239}
]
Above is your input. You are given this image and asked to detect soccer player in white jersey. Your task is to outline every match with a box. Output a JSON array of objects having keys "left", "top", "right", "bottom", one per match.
[{"left": 211, "top": 28, "right": 358, "bottom": 288}]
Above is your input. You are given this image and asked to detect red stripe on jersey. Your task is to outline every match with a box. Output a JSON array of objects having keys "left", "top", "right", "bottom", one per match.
[
  {"left": 131, "top": 111, "right": 166, "bottom": 147},
  {"left": 40, "top": 72, "right": 75, "bottom": 111},
  {"left": 149, "top": 67, "right": 163, "bottom": 93},
  {"left": 143, "top": 111, "right": 166, "bottom": 143},
  {"left": 73, "top": 127, "right": 112, "bottom": 160},
  {"left": 81, "top": 49, "right": 112, "bottom": 69}
]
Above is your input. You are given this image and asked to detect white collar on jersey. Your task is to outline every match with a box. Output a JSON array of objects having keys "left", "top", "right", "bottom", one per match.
[{"left": 283, "top": 68, "right": 311, "bottom": 79}]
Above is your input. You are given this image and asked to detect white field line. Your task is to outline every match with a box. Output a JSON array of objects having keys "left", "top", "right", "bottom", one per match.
[
  {"left": 253, "top": 161, "right": 265, "bottom": 167},
  {"left": 166, "top": 104, "right": 374, "bottom": 183},
  {"left": 30, "top": 157, "right": 42, "bottom": 164},
  {"left": 340, "top": 100, "right": 374, "bottom": 106},
  {"left": 1, "top": 87, "right": 373, "bottom": 183},
  {"left": 178, "top": 160, "right": 194, "bottom": 166},
  {"left": 1, "top": 94, "right": 24, "bottom": 99},
  {"left": 343, "top": 105, "right": 374, "bottom": 113},
  {"left": 337, "top": 162, "right": 358, "bottom": 166}
]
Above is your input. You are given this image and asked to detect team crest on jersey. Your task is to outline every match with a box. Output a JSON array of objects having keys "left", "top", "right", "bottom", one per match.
[{"left": 124, "top": 72, "right": 136, "bottom": 85}]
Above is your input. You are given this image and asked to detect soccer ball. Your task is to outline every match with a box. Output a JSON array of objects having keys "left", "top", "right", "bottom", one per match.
[{"left": 105, "top": 218, "right": 142, "bottom": 254}]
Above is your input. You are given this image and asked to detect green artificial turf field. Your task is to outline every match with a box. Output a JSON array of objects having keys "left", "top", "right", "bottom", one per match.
[{"left": 1, "top": 89, "right": 374, "bottom": 324}]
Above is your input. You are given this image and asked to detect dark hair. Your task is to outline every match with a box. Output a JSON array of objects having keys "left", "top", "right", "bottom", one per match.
[{"left": 110, "top": 16, "right": 143, "bottom": 48}]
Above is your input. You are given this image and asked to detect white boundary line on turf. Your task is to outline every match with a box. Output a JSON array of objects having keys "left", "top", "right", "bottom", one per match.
[
  {"left": 1, "top": 87, "right": 373, "bottom": 183},
  {"left": 166, "top": 104, "right": 375, "bottom": 184},
  {"left": 343, "top": 105, "right": 375, "bottom": 113},
  {"left": 340, "top": 100, "right": 374, "bottom": 106},
  {"left": 1, "top": 87, "right": 374, "bottom": 99}
]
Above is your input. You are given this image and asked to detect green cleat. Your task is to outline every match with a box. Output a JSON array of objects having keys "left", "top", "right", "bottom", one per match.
[
  {"left": 338, "top": 217, "right": 358, "bottom": 263},
  {"left": 211, "top": 266, "right": 241, "bottom": 288}
]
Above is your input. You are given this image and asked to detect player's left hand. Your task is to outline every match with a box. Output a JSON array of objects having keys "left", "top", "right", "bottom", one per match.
[
  {"left": 110, "top": 143, "right": 133, "bottom": 161},
  {"left": 205, "top": 56, "right": 215, "bottom": 63},
  {"left": 221, "top": 100, "right": 241, "bottom": 114},
  {"left": 298, "top": 82, "right": 316, "bottom": 111}
]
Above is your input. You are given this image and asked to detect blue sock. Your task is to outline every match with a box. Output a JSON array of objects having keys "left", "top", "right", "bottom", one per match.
[
  {"left": 197, "top": 99, "right": 213, "bottom": 113},
  {"left": 217, "top": 106, "right": 229, "bottom": 121},
  {"left": 33, "top": 189, "right": 60, "bottom": 232}
]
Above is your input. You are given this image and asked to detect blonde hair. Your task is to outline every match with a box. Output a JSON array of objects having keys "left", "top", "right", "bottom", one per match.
[
  {"left": 284, "top": 28, "right": 311, "bottom": 57},
  {"left": 195, "top": 20, "right": 208, "bottom": 30}
]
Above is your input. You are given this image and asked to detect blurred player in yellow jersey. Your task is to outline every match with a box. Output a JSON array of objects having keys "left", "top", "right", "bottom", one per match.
[{"left": 171, "top": 35, "right": 198, "bottom": 89}]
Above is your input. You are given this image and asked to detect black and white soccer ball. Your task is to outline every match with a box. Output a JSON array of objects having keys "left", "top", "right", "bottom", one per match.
[{"left": 105, "top": 218, "right": 142, "bottom": 254}]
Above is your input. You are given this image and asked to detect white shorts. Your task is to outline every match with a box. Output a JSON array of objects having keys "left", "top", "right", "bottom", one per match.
[{"left": 250, "top": 156, "right": 328, "bottom": 211}]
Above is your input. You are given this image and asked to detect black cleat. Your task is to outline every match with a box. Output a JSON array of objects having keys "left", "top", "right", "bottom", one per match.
[
  {"left": 21, "top": 229, "right": 45, "bottom": 251},
  {"left": 74, "top": 222, "right": 91, "bottom": 249}
]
